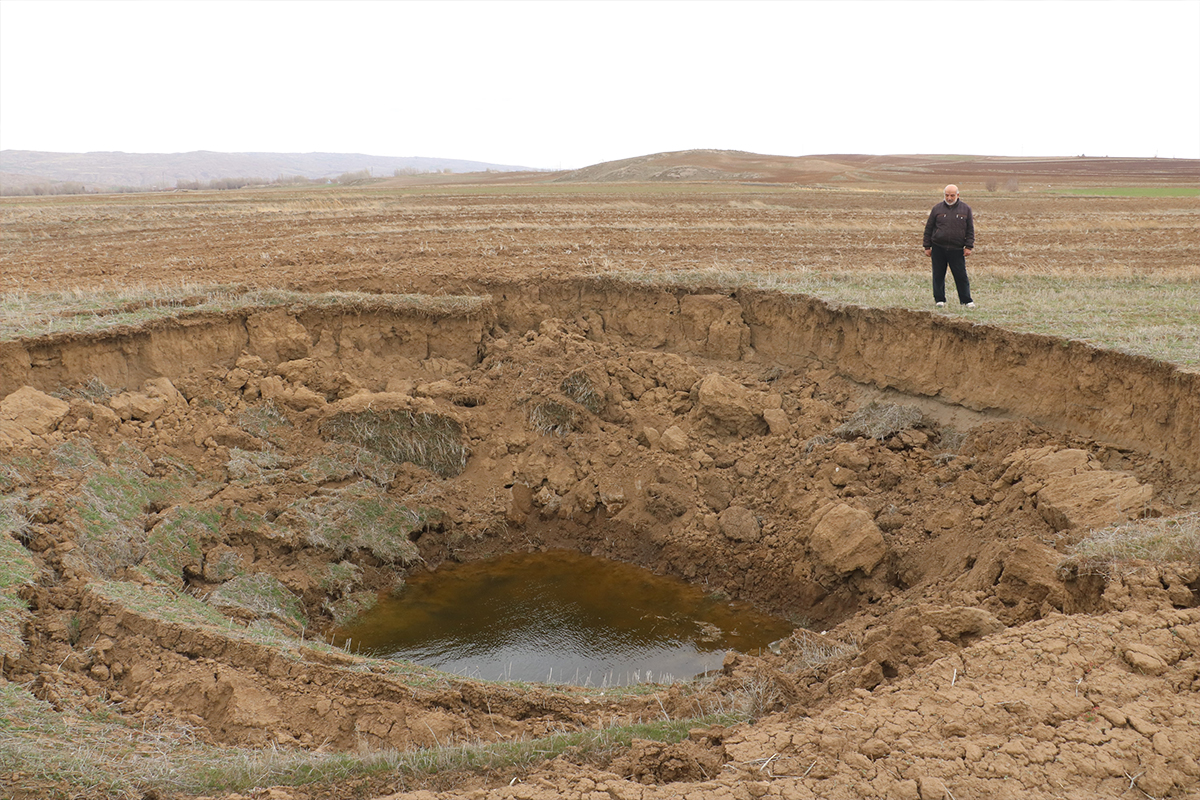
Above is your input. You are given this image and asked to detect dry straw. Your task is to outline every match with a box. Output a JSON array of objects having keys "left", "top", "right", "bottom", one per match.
[{"left": 1062, "top": 512, "right": 1200, "bottom": 578}]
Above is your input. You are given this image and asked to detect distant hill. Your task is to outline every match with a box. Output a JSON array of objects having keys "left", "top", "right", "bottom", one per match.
[
  {"left": 0, "top": 150, "right": 544, "bottom": 191},
  {"left": 550, "top": 150, "right": 1200, "bottom": 187},
  {"left": 4, "top": 149, "right": 1196, "bottom": 195}
]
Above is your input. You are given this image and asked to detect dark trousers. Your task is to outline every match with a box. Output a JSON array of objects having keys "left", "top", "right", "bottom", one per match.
[{"left": 931, "top": 245, "right": 972, "bottom": 304}]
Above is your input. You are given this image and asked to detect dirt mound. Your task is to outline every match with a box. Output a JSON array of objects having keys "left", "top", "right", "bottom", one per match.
[{"left": 2, "top": 280, "right": 1198, "bottom": 798}]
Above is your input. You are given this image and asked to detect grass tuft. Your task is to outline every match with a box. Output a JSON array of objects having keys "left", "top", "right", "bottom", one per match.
[
  {"left": 51, "top": 376, "right": 116, "bottom": 402},
  {"left": 785, "top": 629, "right": 862, "bottom": 672},
  {"left": 226, "top": 447, "right": 291, "bottom": 483},
  {"left": 320, "top": 409, "right": 468, "bottom": 478},
  {"left": 142, "top": 506, "right": 221, "bottom": 588},
  {"left": 235, "top": 400, "right": 292, "bottom": 440},
  {"left": 298, "top": 442, "right": 400, "bottom": 486},
  {"left": 833, "top": 401, "right": 924, "bottom": 441},
  {"left": 1061, "top": 512, "right": 1200, "bottom": 578},
  {"left": 279, "top": 481, "right": 431, "bottom": 565},
  {"left": 207, "top": 573, "right": 308, "bottom": 631},
  {"left": 0, "top": 530, "right": 39, "bottom": 658},
  {"left": 561, "top": 371, "right": 605, "bottom": 414},
  {"left": 527, "top": 399, "right": 579, "bottom": 437}
]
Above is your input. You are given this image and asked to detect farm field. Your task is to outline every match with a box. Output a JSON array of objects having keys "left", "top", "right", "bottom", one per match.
[{"left": 1, "top": 152, "right": 1199, "bottom": 799}]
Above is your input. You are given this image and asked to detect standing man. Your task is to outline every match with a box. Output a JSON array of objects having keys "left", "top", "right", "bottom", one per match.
[{"left": 923, "top": 184, "right": 976, "bottom": 308}]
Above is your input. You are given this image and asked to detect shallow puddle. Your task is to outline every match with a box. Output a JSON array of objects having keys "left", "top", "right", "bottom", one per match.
[{"left": 333, "top": 550, "right": 794, "bottom": 685}]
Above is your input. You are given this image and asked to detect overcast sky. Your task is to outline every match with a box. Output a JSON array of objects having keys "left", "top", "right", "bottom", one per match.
[{"left": 2, "top": 0, "right": 1198, "bottom": 169}]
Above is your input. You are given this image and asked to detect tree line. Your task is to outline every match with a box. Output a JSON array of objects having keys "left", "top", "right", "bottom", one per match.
[{"left": 1, "top": 167, "right": 429, "bottom": 196}]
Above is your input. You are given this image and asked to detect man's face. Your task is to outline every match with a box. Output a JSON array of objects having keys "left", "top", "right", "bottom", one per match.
[{"left": 944, "top": 188, "right": 959, "bottom": 205}]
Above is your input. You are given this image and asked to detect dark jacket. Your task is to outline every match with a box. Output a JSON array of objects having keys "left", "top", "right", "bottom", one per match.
[{"left": 923, "top": 200, "right": 975, "bottom": 250}]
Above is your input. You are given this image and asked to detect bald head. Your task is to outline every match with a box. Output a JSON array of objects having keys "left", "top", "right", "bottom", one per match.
[{"left": 944, "top": 185, "right": 960, "bottom": 205}]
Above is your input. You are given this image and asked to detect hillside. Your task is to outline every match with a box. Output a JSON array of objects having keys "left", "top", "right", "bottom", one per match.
[
  {"left": 6, "top": 148, "right": 1197, "bottom": 196},
  {"left": 548, "top": 149, "right": 1200, "bottom": 187},
  {"left": 0, "top": 149, "right": 543, "bottom": 191}
]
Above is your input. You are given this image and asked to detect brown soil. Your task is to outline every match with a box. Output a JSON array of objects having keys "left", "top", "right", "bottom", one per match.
[{"left": 2, "top": 155, "right": 1199, "bottom": 799}]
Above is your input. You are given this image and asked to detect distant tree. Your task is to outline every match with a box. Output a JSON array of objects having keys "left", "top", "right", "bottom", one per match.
[
  {"left": 985, "top": 178, "right": 998, "bottom": 192},
  {"left": 1005, "top": 178, "right": 1020, "bottom": 192},
  {"left": 336, "top": 169, "right": 373, "bottom": 184}
]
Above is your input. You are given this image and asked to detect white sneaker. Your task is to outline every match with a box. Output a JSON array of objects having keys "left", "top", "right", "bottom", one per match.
[
  {"left": 935, "top": 302, "right": 946, "bottom": 307},
  {"left": 966, "top": 302, "right": 976, "bottom": 308}
]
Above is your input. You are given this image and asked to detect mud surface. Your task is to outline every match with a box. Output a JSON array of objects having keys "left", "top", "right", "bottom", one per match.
[{"left": 2, "top": 171, "right": 1199, "bottom": 799}]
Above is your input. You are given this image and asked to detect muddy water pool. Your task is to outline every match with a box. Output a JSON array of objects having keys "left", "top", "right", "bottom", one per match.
[{"left": 333, "top": 550, "right": 794, "bottom": 685}]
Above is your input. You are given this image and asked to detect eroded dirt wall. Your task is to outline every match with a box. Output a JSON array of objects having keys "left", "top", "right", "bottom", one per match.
[
  {"left": 735, "top": 288, "right": 1200, "bottom": 472},
  {"left": 0, "top": 307, "right": 491, "bottom": 399},
  {"left": 4, "top": 280, "right": 1197, "bottom": 472},
  {"left": 480, "top": 278, "right": 1200, "bottom": 471}
]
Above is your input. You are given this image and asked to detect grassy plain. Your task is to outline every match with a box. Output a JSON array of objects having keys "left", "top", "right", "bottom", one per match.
[{"left": 2, "top": 180, "right": 1198, "bottom": 368}]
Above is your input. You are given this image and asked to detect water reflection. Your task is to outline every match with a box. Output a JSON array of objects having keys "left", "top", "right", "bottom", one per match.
[{"left": 332, "top": 550, "right": 793, "bottom": 685}]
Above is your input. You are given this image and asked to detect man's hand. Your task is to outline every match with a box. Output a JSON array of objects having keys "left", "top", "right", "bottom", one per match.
[
  {"left": 965, "top": 248, "right": 973, "bottom": 256},
  {"left": 924, "top": 248, "right": 931, "bottom": 257}
]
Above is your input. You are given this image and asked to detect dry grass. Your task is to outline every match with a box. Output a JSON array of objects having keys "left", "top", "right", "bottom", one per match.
[
  {"left": 278, "top": 481, "right": 428, "bottom": 566},
  {"left": 561, "top": 371, "right": 606, "bottom": 414},
  {"left": 0, "top": 527, "right": 39, "bottom": 659},
  {"left": 784, "top": 629, "right": 862, "bottom": 673},
  {"left": 1061, "top": 512, "right": 1200, "bottom": 578},
  {"left": 834, "top": 401, "right": 925, "bottom": 441},
  {"left": 2, "top": 184, "right": 1195, "bottom": 368},
  {"left": 0, "top": 285, "right": 488, "bottom": 341},
  {"left": 320, "top": 408, "right": 469, "bottom": 478},
  {"left": 526, "top": 398, "right": 580, "bottom": 437},
  {"left": 298, "top": 442, "right": 401, "bottom": 486}
]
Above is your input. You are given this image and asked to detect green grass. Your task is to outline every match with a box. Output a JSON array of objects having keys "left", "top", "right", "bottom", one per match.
[
  {"left": 324, "top": 589, "right": 377, "bottom": 627},
  {"left": 226, "top": 446, "right": 292, "bottom": 483},
  {"left": 0, "top": 530, "right": 39, "bottom": 658},
  {"left": 207, "top": 573, "right": 308, "bottom": 631},
  {"left": 1054, "top": 186, "right": 1200, "bottom": 197},
  {"left": 89, "top": 580, "right": 331, "bottom": 656},
  {"left": 0, "top": 672, "right": 742, "bottom": 797},
  {"left": 298, "top": 443, "right": 401, "bottom": 486},
  {"left": 142, "top": 506, "right": 221, "bottom": 588},
  {"left": 55, "top": 443, "right": 191, "bottom": 579},
  {"left": 279, "top": 480, "right": 431, "bottom": 565},
  {"left": 615, "top": 268, "right": 1200, "bottom": 369}
]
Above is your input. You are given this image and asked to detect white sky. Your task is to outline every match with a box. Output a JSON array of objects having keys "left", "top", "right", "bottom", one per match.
[{"left": 2, "top": 0, "right": 1198, "bottom": 169}]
